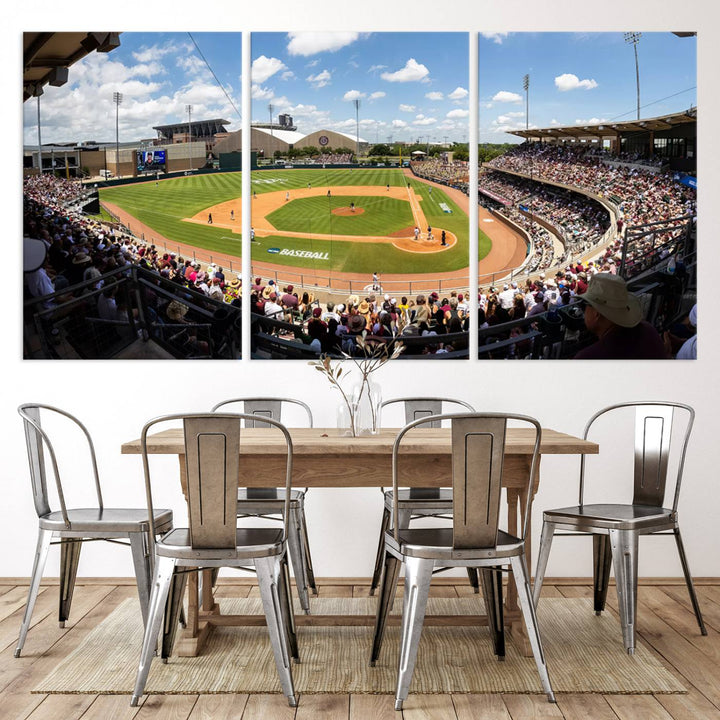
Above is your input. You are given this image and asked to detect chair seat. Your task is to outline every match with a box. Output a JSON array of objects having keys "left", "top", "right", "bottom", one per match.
[
  {"left": 237, "top": 488, "right": 305, "bottom": 510},
  {"left": 544, "top": 503, "right": 675, "bottom": 531},
  {"left": 156, "top": 527, "right": 284, "bottom": 560},
  {"left": 385, "top": 527, "right": 523, "bottom": 561},
  {"left": 384, "top": 488, "right": 453, "bottom": 512},
  {"left": 39, "top": 508, "right": 173, "bottom": 533}
]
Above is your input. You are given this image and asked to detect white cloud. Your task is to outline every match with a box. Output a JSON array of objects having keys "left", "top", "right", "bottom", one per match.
[
  {"left": 448, "top": 86, "right": 468, "bottom": 101},
  {"left": 348, "top": 60, "right": 360, "bottom": 69},
  {"left": 550, "top": 118, "right": 560, "bottom": 125},
  {"left": 281, "top": 71, "right": 295, "bottom": 81},
  {"left": 306, "top": 59, "right": 320, "bottom": 68},
  {"left": 413, "top": 115, "right": 437, "bottom": 126},
  {"left": 343, "top": 90, "right": 366, "bottom": 102},
  {"left": 251, "top": 84, "right": 274, "bottom": 101},
  {"left": 481, "top": 32, "right": 509, "bottom": 44},
  {"left": 392, "top": 119, "right": 408, "bottom": 128},
  {"left": 369, "top": 91, "right": 386, "bottom": 100},
  {"left": 287, "top": 32, "right": 364, "bottom": 56},
  {"left": 446, "top": 109, "right": 469, "bottom": 118},
  {"left": 306, "top": 69, "right": 332, "bottom": 88},
  {"left": 492, "top": 90, "right": 523, "bottom": 103},
  {"left": 555, "top": 73, "right": 598, "bottom": 92},
  {"left": 399, "top": 104, "right": 416, "bottom": 112},
  {"left": 368, "top": 64, "right": 387, "bottom": 72},
  {"left": 381, "top": 58, "right": 429, "bottom": 83},
  {"left": 251, "top": 56, "right": 287, "bottom": 84},
  {"left": 425, "top": 91, "right": 444, "bottom": 101},
  {"left": 574, "top": 117, "right": 608, "bottom": 125}
]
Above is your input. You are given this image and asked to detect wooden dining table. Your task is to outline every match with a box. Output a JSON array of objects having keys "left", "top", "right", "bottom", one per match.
[{"left": 121, "top": 426, "right": 598, "bottom": 657}]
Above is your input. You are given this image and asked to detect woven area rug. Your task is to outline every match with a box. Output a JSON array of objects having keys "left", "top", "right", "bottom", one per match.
[{"left": 34, "top": 597, "right": 685, "bottom": 695}]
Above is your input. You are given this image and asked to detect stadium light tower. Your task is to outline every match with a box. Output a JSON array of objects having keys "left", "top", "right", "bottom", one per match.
[
  {"left": 113, "top": 92, "right": 123, "bottom": 177},
  {"left": 268, "top": 103, "right": 274, "bottom": 139},
  {"left": 624, "top": 32, "right": 642, "bottom": 120},
  {"left": 185, "top": 104, "right": 193, "bottom": 172},
  {"left": 354, "top": 98, "right": 361, "bottom": 158}
]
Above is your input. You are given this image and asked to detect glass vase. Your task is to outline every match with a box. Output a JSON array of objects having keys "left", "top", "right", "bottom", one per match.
[{"left": 353, "top": 380, "right": 382, "bottom": 436}]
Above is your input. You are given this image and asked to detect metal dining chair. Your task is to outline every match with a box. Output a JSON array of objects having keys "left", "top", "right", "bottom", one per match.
[
  {"left": 16, "top": 403, "right": 173, "bottom": 658},
  {"left": 370, "top": 412, "right": 555, "bottom": 710},
  {"left": 211, "top": 398, "right": 316, "bottom": 613},
  {"left": 131, "top": 412, "right": 298, "bottom": 707},
  {"left": 533, "top": 401, "right": 706, "bottom": 654},
  {"left": 369, "top": 397, "right": 478, "bottom": 596}
]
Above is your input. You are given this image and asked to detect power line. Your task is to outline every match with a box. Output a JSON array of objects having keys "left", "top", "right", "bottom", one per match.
[
  {"left": 607, "top": 86, "right": 696, "bottom": 122},
  {"left": 187, "top": 33, "right": 241, "bottom": 121}
]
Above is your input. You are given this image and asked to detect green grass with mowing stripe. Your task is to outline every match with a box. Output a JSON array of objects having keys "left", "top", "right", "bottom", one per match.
[
  {"left": 99, "top": 168, "right": 487, "bottom": 275},
  {"left": 266, "top": 195, "right": 414, "bottom": 236}
]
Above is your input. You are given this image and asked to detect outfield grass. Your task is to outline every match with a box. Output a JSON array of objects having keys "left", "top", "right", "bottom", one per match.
[
  {"left": 99, "top": 168, "right": 486, "bottom": 275},
  {"left": 266, "top": 195, "right": 414, "bottom": 236}
]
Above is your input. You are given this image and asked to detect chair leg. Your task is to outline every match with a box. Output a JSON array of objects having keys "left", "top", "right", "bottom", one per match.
[
  {"left": 466, "top": 568, "right": 480, "bottom": 594},
  {"left": 673, "top": 527, "right": 707, "bottom": 636},
  {"left": 370, "top": 550, "right": 401, "bottom": 666},
  {"left": 532, "top": 520, "right": 556, "bottom": 608},
  {"left": 608, "top": 529, "right": 639, "bottom": 654},
  {"left": 58, "top": 538, "right": 83, "bottom": 627},
  {"left": 277, "top": 551, "right": 299, "bottom": 662},
  {"left": 161, "top": 570, "right": 188, "bottom": 661},
  {"left": 255, "top": 555, "right": 297, "bottom": 707},
  {"left": 15, "top": 528, "right": 52, "bottom": 658},
  {"left": 510, "top": 554, "right": 555, "bottom": 703},
  {"left": 369, "top": 506, "right": 391, "bottom": 596},
  {"left": 593, "top": 534, "right": 613, "bottom": 615},
  {"left": 297, "top": 501, "right": 317, "bottom": 595},
  {"left": 131, "top": 555, "right": 176, "bottom": 706},
  {"left": 286, "top": 506, "right": 311, "bottom": 614},
  {"left": 129, "top": 532, "right": 152, "bottom": 628},
  {"left": 394, "top": 556, "right": 434, "bottom": 711},
  {"left": 480, "top": 567, "right": 505, "bottom": 659}
]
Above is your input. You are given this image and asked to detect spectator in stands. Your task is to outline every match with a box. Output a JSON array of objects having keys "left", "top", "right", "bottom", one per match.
[
  {"left": 674, "top": 304, "right": 697, "bottom": 360},
  {"left": 574, "top": 274, "right": 667, "bottom": 359}
]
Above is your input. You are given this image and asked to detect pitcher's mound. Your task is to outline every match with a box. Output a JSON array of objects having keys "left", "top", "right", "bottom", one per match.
[{"left": 331, "top": 207, "right": 365, "bottom": 216}]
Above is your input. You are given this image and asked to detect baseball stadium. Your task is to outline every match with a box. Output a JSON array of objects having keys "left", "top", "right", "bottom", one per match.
[{"left": 22, "top": 31, "right": 696, "bottom": 361}]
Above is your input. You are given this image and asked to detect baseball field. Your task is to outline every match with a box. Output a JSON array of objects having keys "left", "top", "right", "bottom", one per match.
[{"left": 99, "top": 168, "right": 493, "bottom": 275}]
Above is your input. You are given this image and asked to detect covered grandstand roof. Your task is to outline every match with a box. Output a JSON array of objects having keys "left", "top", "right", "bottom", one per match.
[
  {"left": 510, "top": 108, "right": 696, "bottom": 141},
  {"left": 153, "top": 118, "right": 232, "bottom": 141},
  {"left": 23, "top": 32, "right": 121, "bottom": 102}
]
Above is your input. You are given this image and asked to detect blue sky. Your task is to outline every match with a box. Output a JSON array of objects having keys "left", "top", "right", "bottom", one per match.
[
  {"left": 22, "top": 33, "right": 242, "bottom": 145},
  {"left": 251, "top": 33, "right": 469, "bottom": 144},
  {"left": 480, "top": 32, "right": 697, "bottom": 143}
]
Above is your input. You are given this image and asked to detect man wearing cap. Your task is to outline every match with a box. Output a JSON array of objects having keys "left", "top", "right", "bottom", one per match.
[{"left": 574, "top": 273, "right": 666, "bottom": 359}]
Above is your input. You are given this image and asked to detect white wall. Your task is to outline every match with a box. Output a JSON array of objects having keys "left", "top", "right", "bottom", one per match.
[{"left": 5, "top": 0, "right": 719, "bottom": 582}]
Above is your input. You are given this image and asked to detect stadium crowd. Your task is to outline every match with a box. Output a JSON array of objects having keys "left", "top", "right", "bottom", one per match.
[{"left": 411, "top": 157, "right": 469, "bottom": 192}]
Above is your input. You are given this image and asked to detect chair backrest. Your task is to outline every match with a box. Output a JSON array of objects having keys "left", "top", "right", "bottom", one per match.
[
  {"left": 381, "top": 397, "right": 475, "bottom": 428},
  {"left": 17, "top": 404, "right": 102, "bottom": 526},
  {"left": 211, "top": 398, "right": 313, "bottom": 428},
  {"left": 580, "top": 401, "right": 694, "bottom": 512},
  {"left": 392, "top": 412, "right": 541, "bottom": 548},
  {"left": 140, "top": 412, "right": 294, "bottom": 549}
]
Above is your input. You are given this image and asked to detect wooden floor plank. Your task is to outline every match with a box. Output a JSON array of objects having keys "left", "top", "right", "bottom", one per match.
[
  {"left": 452, "top": 693, "right": 511, "bottom": 719},
  {"left": 25, "top": 693, "right": 96, "bottom": 720},
  {"left": 81, "top": 694, "right": 147, "bottom": 720},
  {"left": 663, "top": 585, "right": 720, "bottom": 634},
  {"left": 0, "top": 586, "right": 131, "bottom": 720},
  {"left": 655, "top": 687, "right": 720, "bottom": 719},
  {"left": 604, "top": 695, "right": 673, "bottom": 720},
  {"left": 555, "top": 694, "right": 619, "bottom": 719},
  {"left": 316, "top": 586, "right": 353, "bottom": 599},
  {"left": 134, "top": 695, "right": 198, "bottom": 720},
  {"left": 295, "top": 694, "right": 349, "bottom": 719},
  {"left": 0, "top": 589, "right": 53, "bottom": 653},
  {"left": 500, "top": 695, "right": 563, "bottom": 719},
  {"left": 349, "top": 693, "right": 396, "bottom": 720},
  {"left": 0, "top": 587, "right": 41, "bottom": 624},
  {"left": 401, "top": 694, "right": 457, "bottom": 720},
  {"left": 188, "top": 694, "right": 249, "bottom": 719},
  {"left": 240, "top": 694, "right": 296, "bottom": 720}
]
